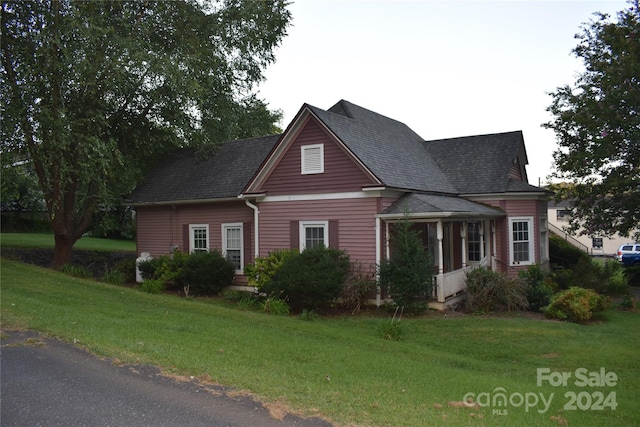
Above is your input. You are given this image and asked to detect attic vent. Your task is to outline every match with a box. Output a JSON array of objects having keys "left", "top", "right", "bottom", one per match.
[{"left": 301, "top": 144, "right": 324, "bottom": 175}]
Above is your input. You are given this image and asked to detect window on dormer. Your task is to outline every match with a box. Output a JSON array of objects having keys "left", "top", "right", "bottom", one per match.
[{"left": 301, "top": 144, "right": 324, "bottom": 174}]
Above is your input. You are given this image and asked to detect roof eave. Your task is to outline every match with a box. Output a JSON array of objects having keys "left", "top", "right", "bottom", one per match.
[
  {"left": 127, "top": 196, "right": 242, "bottom": 207},
  {"left": 377, "top": 211, "right": 506, "bottom": 220}
]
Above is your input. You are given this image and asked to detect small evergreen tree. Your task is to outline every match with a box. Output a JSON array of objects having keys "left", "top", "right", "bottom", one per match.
[{"left": 378, "top": 214, "right": 435, "bottom": 314}]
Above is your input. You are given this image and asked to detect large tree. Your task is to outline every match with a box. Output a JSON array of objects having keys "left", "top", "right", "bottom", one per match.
[
  {"left": 545, "top": 1, "right": 640, "bottom": 239},
  {"left": 1, "top": 0, "right": 291, "bottom": 267}
]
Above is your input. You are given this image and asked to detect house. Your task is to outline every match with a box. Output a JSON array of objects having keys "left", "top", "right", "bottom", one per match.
[
  {"left": 128, "top": 100, "right": 549, "bottom": 308},
  {"left": 548, "top": 199, "right": 633, "bottom": 257}
]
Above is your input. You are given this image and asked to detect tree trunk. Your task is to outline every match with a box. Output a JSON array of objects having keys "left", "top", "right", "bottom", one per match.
[{"left": 51, "top": 233, "right": 77, "bottom": 269}]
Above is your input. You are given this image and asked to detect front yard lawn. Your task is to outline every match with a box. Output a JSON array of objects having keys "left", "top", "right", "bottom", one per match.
[{"left": 1, "top": 258, "right": 638, "bottom": 426}]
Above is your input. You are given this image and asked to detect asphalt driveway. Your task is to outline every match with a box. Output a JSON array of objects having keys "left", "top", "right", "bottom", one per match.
[{"left": 1, "top": 330, "right": 332, "bottom": 427}]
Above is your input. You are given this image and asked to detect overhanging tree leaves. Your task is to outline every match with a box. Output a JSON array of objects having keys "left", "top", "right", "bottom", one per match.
[
  {"left": 545, "top": 1, "right": 640, "bottom": 239},
  {"left": 1, "top": 0, "right": 291, "bottom": 267}
]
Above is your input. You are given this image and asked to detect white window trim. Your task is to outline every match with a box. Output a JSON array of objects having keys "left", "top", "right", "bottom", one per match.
[
  {"left": 508, "top": 217, "right": 535, "bottom": 266},
  {"left": 301, "top": 143, "right": 324, "bottom": 175},
  {"left": 299, "top": 220, "right": 329, "bottom": 251},
  {"left": 539, "top": 216, "right": 549, "bottom": 261},
  {"left": 189, "top": 224, "right": 209, "bottom": 253},
  {"left": 222, "top": 223, "right": 244, "bottom": 273}
]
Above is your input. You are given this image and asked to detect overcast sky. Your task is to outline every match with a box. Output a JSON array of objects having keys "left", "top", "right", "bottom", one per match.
[{"left": 257, "top": 0, "right": 628, "bottom": 187}]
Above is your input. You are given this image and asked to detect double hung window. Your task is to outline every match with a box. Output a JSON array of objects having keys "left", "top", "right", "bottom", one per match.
[
  {"left": 189, "top": 224, "right": 209, "bottom": 253},
  {"left": 222, "top": 223, "right": 243, "bottom": 272}
]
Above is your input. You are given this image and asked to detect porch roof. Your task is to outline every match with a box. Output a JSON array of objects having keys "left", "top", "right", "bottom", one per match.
[{"left": 378, "top": 193, "right": 505, "bottom": 219}]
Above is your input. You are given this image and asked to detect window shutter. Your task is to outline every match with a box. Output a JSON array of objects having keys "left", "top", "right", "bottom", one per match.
[
  {"left": 329, "top": 220, "right": 339, "bottom": 249},
  {"left": 243, "top": 222, "right": 252, "bottom": 265},
  {"left": 182, "top": 224, "right": 189, "bottom": 252},
  {"left": 290, "top": 220, "right": 299, "bottom": 249}
]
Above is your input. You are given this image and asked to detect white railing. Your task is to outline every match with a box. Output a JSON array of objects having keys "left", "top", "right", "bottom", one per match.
[
  {"left": 433, "top": 267, "right": 468, "bottom": 302},
  {"left": 433, "top": 259, "right": 488, "bottom": 302}
]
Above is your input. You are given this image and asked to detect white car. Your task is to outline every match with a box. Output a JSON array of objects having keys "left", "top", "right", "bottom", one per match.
[{"left": 615, "top": 243, "right": 640, "bottom": 261}]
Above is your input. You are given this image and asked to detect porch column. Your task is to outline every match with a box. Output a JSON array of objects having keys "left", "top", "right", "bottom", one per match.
[
  {"left": 436, "top": 220, "right": 445, "bottom": 303},
  {"left": 460, "top": 221, "right": 467, "bottom": 268},
  {"left": 479, "top": 221, "right": 485, "bottom": 260},
  {"left": 437, "top": 220, "right": 444, "bottom": 275},
  {"left": 491, "top": 220, "right": 497, "bottom": 270}
]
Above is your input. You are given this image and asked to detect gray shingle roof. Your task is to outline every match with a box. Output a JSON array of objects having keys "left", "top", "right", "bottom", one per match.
[
  {"left": 422, "top": 131, "right": 532, "bottom": 194},
  {"left": 128, "top": 101, "right": 546, "bottom": 206},
  {"left": 127, "top": 135, "right": 279, "bottom": 204},
  {"left": 381, "top": 193, "right": 505, "bottom": 218},
  {"left": 308, "top": 100, "right": 458, "bottom": 193}
]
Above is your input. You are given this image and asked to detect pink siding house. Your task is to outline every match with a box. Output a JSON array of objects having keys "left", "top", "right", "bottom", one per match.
[{"left": 128, "top": 100, "right": 549, "bottom": 308}]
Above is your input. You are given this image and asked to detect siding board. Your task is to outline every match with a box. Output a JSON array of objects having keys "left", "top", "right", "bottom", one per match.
[{"left": 258, "top": 119, "right": 377, "bottom": 195}]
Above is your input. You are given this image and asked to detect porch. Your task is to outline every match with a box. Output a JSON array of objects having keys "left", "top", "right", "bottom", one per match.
[{"left": 377, "top": 193, "right": 505, "bottom": 310}]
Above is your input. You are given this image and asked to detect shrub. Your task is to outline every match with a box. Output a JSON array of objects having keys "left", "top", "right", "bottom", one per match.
[
  {"left": 545, "top": 287, "right": 610, "bottom": 322},
  {"left": 299, "top": 309, "right": 320, "bottom": 321},
  {"left": 549, "top": 233, "right": 591, "bottom": 269},
  {"left": 602, "top": 260, "right": 628, "bottom": 295},
  {"left": 553, "top": 267, "right": 574, "bottom": 290},
  {"left": 519, "top": 264, "right": 555, "bottom": 312},
  {"left": 137, "top": 256, "right": 164, "bottom": 281},
  {"left": 103, "top": 269, "right": 126, "bottom": 285},
  {"left": 625, "top": 265, "right": 640, "bottom": 286},
  {"left": 180, "top": 250, "right": 235, "bottom": 296},
  {"left": 113, "top": 258, "right": 136, "bottom": 284},
  {"left": 264, "top": 246, "right": 350, "bottom": 311},
  {"left": 341, "top": 262, "right": 377, "bottom": 314},
  {"left": 137, "top": 251, "right": 234, "bottom": 296},
  {"left": 244, "top": 249, "right": 297, "bottom": 289},
  {"left": 140, "top": 279, "right": 165, "bottom": 294},
  {"left": 222, "top": 290, "right": 260, "bottom": 310},
  {"left": 570, "top": 258, "right": 628, "bottom": 295},
  {"left": 61, "top": 264, "right": 93, "bottom": 279},
  {"left": 260, "top": 296, "right": 290, "bottom": 315},
  {"left": 378, "top": 217, "right": 435, "bottom": 314},
  {"left": 465, "top": 267, "right": 529, "bottom": 312}
]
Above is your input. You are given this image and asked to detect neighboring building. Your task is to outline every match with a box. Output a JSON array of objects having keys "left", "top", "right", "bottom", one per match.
[
  {"left": 127, "top": 100, "right": 549, "bottom": 308},
  {"left": 548, "top": 199, "right": 635, "bottom": 257}
]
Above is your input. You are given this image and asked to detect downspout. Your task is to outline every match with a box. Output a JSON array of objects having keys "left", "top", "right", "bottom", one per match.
[
  {"left": 375, "top": 217, "right": 381, "bottom": 307},
  {"left": 241, "top": 198, "right": 260, "bottom": 259}
]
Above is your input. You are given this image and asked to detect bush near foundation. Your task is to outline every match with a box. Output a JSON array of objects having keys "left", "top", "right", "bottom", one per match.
[
  {"left": 263, "top": 246, "right": 350, "bottom": 311},
  {"left": 545, "top": 287, "right": 609, "bottom": 322},
  {"left": 137, "top": 251, "right": 235, "bottom": 296}
]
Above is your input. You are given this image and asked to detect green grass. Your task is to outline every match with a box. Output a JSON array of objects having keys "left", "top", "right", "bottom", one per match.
[
  {"left": 0, "top": 233, "right": 135, "bottom": 252},
  {"left": 2, "top": 258, "right": 639, "bottom": 426}
]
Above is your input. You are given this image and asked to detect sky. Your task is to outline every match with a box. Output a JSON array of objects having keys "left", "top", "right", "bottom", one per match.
[{"left": 256, "top": 0, "right": 628, "bottom": 187}]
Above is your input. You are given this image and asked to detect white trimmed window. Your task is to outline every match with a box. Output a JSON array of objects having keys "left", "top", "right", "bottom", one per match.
[
  {"left": 301, "top": 144, "right": 324, "bottom": 174},
  {"left": 222, "top": 223, "right": 243, "bottom": 272},
  {"left": 467, "top": 222, "right": 482, "bottom": 262},
  {"left": 299, "top": 221, "right": 328, "bottom": 251},
  {"left": 509, "top": 217, "right": 534, "bottom": 265},
  {"left": 190, "top": 224, "right": 209, "bottom": 253}
]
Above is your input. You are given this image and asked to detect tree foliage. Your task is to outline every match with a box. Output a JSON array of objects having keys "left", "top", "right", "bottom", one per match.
[
  {"left": 1, "top": 0, "right": 291, "bottom": 266},
  {"left": 545, "top": 1, "right": 640, "bottom": 239},
  {"left": 378, "top": 215, "right": 435, "bottom": 314}
]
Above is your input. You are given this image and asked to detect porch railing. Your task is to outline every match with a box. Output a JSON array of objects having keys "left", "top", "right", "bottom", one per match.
[
  {"left": 433, "top": 266, "right": 473, "bottom": 303},
  {"left": 432, "top": 258, "right": 488, "bottom": 303}
]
